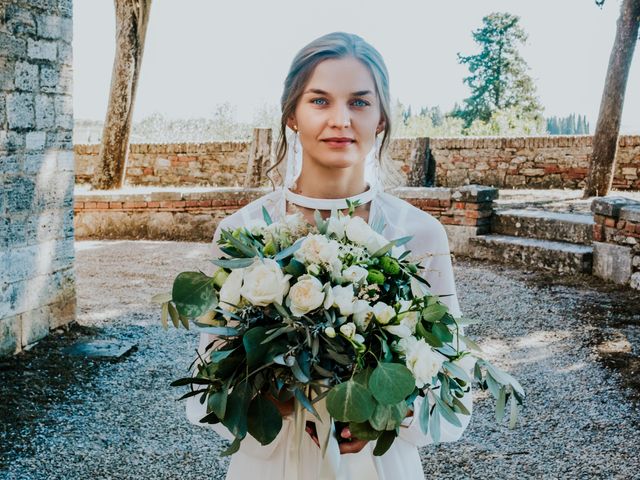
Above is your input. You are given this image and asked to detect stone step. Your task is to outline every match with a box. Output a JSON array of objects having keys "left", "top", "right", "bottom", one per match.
[
  {"left": 469, "top": 234, "right": 593, "bottom": 274},
  {"left": 492, "top": 209, "right": 594, "bottom": 245}
]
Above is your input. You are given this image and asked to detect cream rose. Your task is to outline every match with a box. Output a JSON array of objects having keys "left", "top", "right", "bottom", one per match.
[
  {"left": 341, "top": 265, "right": 368, "bottom": 285},
  {"left": 239, "top": 258, "right": 291, "bottom": 306},
  {"left": 286, "top": 274, "right": 325, "bottom": 317},
  {"left": 372, "top": 301, "right": 396, "bottom": 325},
  {"left": 405, "top": 339, "right": 447, "bottom": 388},
  {"left": 326, "top": 213, "right": 350, "bottom": 240},
  {"left": 330, "top": 284, "right": 355, "bottom": 316},
  {"left": 294, "top": 234, "right": 340, "bottom": 266},
  {"left": 219, "top": 268, "right": 244, "bottom": 312},
  {"left": 352, "top": 299, "right": 374, "bottom": 331},
  {"left": 344, "top": 216, "right": 375, "bottom": 245}
]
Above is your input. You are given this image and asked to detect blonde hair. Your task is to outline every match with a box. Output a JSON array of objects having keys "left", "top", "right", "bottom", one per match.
[{"left": 266, "top": 31, "right": 392, "bottom": 190}]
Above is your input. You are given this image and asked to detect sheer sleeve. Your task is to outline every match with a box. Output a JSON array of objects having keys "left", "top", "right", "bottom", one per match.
[
  {"left": 398, "top": 212, "right": 473, "bottom": 447},
  {"left": 184, "top": 217, "right": 291, "bottom": 460}
]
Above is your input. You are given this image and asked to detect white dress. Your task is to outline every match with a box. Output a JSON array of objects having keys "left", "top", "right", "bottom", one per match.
[{"left": 185, "top": 187, "right": 473, "bottom": 480}]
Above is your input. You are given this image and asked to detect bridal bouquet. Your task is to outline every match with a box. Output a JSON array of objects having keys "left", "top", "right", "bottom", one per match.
[{"left": 153, "top": 202, "right": 525, "bottom": 457}]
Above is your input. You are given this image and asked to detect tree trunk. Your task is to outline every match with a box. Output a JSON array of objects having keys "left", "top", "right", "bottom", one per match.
[
  {"left": 583, "top": 0, "right": 640, "bottom": 198},
  {"left": 93, "top": 0, "right": 152, "bottom": 190}
]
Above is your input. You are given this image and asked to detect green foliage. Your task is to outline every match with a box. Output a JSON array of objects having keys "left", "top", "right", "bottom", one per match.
[{"left": 455, "top": 12, "right": 544, "bottom": 129}]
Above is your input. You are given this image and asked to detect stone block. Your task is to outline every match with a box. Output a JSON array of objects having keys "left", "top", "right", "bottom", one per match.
[
  {"left": 36, "top": 14, "right": 62, "bottom": 39},
  {"left": 619, "top": 205, "right": 640, "bottom": 223},
  {"left": 591, "top": 196, "right": 633, "bottom": 217},
  {"left": 4, "top": 4, "right": 36, "bottom": 36},
  {"left": 14, "top": 61, "right": 39, "bottom": 91},
  {"left": 593, "top": 241, "right": 633, "bottom": 284},
  {"left": 443, "top": 225, "right": 484, "bottom": 254},
  {"left": 0, "top": 315, "right": 21, "bottom": 357},
  {"left": 39, "top": 64, "right": 59, "bottom": 91},
  {"left": 6, "top": 93, "right": 35, "bottom": 129},
  {"left": 26, "top": 131, "right": 46, "bottom": 151},
  {"left": 630, "top": 272, "right": 640, "bottom": 291},
  {"left": 451, "top": 185, "right": 499, "bottom": 203},
  {"left": 35, "top": 94, "right": 55, "bottom": 129},
  {"left": 27, "top": 39, "right": 57, "bottom": 61},
  {"left": 0, "top": 32, "right": 26, "bottom": 58},
  {"left": 20, "top": 305, "right": 50, "bottom": 347}
]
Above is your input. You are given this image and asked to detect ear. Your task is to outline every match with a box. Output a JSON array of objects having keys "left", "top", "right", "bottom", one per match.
[
  {"left": 376, "top": 117, "right": 386, "bottom": 135},
  {"left": 286, "top": 116, "right": 297, "bottom": 131}
]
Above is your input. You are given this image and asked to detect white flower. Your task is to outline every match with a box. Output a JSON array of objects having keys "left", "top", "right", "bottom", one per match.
[
  {"left": 383, "top": 324, "right": 413, "bottom": 338},
  {"left": 372, "top": 301, "right": 395, "bottom": 325},
  {"left": 363, "top": 232, "right": 389, "bottom": 254},
  {"left": 393, "top": 336, "right": 418, "bottom": 355},
  {"left": 286, "top": 274, "right": 325, "bottom": 317},
  {"left": 354, "top": 333, "right": 365, "bottom": 344},
  {"left": 330, "top": 284, "right": 355, "bottom": 316},
  {"left": 397, "top": 300, "right": 419, "bottom": 334},
  {"left": 339, "top": 322, "right": 357, "bottom": 339},
  {"left": 405, "top": 339, "right": 447, "bottom": 388},
  {"left": 323, "top": 283, "right": 334, "bottom": 310},
  {"left": 344, "top": 216, "right": 375, "bottom": 245},
  {"left": 324, "top": 326, "right": 337, "bottom": 338},
  {"left": 219, "top": 268, "right": 244, "bottom": 312},
  {"left": 352, "top": 299, "right": 374, "bottom": 331},
  {"left": 326, "top": 213, "right": 350, "bottom": 239},
  {"left": 240, "top": 258, "right": 291, "bottom": 306},
  {"left": 294, "top": 234, "right": 341, "bottom": 268},
  {"left": 341, "top": 265, "right": 368, "bottom": 284}
]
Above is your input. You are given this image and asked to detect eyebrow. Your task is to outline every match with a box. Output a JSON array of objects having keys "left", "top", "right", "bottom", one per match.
[{"left": 303, "top": 88, "right": 373, "bottom": 96}]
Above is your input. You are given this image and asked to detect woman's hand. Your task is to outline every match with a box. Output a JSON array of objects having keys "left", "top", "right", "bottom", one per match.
[
  {"left": 304, "top": 422, "right": 370, "bottom": 454},
  {"left": 265, "top": 392, "right": 295, "bottom": 417},
  {"left": 337, "top": 425, "right": 369, "bottom": 454}
]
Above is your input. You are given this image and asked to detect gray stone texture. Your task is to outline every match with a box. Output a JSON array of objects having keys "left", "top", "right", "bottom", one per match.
[
  {"left": 593, "top": 242, "right": 633, "bottom": 285},
  {"left": 1, "top": 0, "right": 75, "bottom": 357}
]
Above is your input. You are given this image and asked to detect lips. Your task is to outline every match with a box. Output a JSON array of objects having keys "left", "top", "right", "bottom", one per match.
[{"left": 322, "top": 138, "right": 354, "bottom": 148}]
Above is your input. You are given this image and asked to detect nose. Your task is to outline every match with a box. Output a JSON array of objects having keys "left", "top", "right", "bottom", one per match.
[{"left": 328, "top": 103, "right": 351, "bottom": 128}]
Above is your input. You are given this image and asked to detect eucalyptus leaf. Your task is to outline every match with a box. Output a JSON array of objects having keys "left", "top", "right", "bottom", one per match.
[
  {"left": 243, "top": 327, "right": 270, "bottom": 369},
  {"left": 369, "top": 363, "right": 415, "bottom": 405},
  {"left": 372, "top": 429, "right": 396, "bottom": 456},
  {"left": 198, "top": 326, "right": 240, "bottom": 336},
  {"left": 152, "top": 292, "right": 173, "bottom": 304},
  {"left": 247, "top": 394, "right": 283, "bottom": 445},
  {"left": 326, "top": 380, "right": 375, "bottom": 422},
  {"left": 172, "top": 271, "right": 218, "bottom": 318},
  {"left": 496, "top": 386, "right": 506, "bottom": 423},
  {"left": 433, "top": 392, "right": 462, "bottom": 428},
  {"left": 221, "top": 380, "right": 252, "bottom": 438},
  {"left": 161, "top": 302, "right": 168, "bottom": 330},
  {"left": 168, "top": 302, "right": 180, "bottom": 328},
  {"left": 442, "top": 361, "right": 471, "bottom": 382},
  {"left": 208, "top": 388, "right": 229, "bottom": 419},
  {"left": 274, "top": 239, "right": 303, "bottom": 261},
  {"left": 262, "top": 206, "right": 273, "bottom": 225},
  {"left": 220, "top": 437, "right": 243, "bottom": 457},
  {"left": 211, "top": 257, "right": 256, "bottom": 269},
  {"left": 429, "top": 408, "right": 441, "bottom": 444},
  {"left": 418, "top": 395, "right": 430, "bottom": 435},
  {"left": 421, "top": 304, "right": 448, "bottom": 323}
]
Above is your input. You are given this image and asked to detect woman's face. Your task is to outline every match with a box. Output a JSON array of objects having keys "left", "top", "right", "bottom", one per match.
[{"left": 288, "top": 56, "right": 385, "bottom": 171}]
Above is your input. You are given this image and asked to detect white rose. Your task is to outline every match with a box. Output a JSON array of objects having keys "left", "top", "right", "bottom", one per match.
[
  {"left": 363, "top": 232, "right": 389, "bottom": 254},
  {"left": 339, "top": 322, "right": 357, "bottom": 339},
  {"left": 341, "top": 265, "right": 368, "bottom": 284},
  {"left": 219, "top": 268, "right": 244, "bottom": 312},
  {"left": 372, "top": 301, "right": 395, "bottom": 325},
  {"left": 294, "top": 234, "right": 341, "bottom": 267},
  {"left": 330, "top": 284, "right": 355, "bottom": 316},
  {"left": 397, "top": 300, "right": 419, "bottom": 334},
  {"left": 323, "top": 283, "right": 334, "bottom": 309},
  {"left": 286, "top": 274, "right": 325, "bottom": 317},
  {"left": 345, "top": 216, "right": 375, "bottom": 245},
  {"left": 405, "top": 339, "right": 446, "bottom": 388},
  {"left": 326, "top": 213, "right": 350, "bottom": 239},
  {"left": 383, "top": 324, "right": 413, "bottom": 338},
  {"left": 240, "top": 258, "right": 291, "bottom": 306},
  {"left": 352, "top": 299, "right": 374, "bottom": 331}
]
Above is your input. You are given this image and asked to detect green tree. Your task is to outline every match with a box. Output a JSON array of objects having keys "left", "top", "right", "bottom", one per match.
[{"left": 456, "top": 12, "right": 543, "bottom": 128}]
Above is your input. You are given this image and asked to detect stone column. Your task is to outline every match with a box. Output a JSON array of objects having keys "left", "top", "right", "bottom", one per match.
[
  {"left": 0, "top": 0, "right": 75, "bottom": 356},
  {"left": 592, "top": 196, "right": 640, "bottom": 289}
]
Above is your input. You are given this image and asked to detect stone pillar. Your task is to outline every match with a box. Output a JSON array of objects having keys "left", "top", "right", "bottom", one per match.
[
  {"left": 0, "top": 0, "right": 75, "bottom": 356},
  {"left": 244, "top": 127, "right": 272, "bottom": 188},
  {"left": 592, "top": 196, "right": 640, "bottom": 290}
]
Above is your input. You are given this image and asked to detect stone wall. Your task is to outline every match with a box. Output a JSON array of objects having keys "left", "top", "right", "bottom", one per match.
[
  {"left": 73, "top": 185, "right": 497, "bottom": 254},
  {"left": 431, "top": 135, "right": 640, "bottom": 190},
  {"left": 74, "top": 135, "right": 429, "bottom": 188},
  {"left": 75, "top": 135, "right": 640, "bottom": 190},
  {"left": 592, "top": 197, "right": 640, "bottom": 290},
  {"left": 0, "top": 0, "right": 75, "bottom": 357}
]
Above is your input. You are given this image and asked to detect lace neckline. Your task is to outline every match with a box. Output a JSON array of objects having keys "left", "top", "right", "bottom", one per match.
[{"left": 284, "top": 182, "right": 377, "bottom": 210}]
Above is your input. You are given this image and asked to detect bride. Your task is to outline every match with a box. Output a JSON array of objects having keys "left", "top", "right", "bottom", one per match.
[{"left": 186, "top": 31, "right": 473, "bottom": 479}]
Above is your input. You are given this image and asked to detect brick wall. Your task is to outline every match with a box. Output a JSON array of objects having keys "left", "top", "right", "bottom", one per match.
[
  {"left": 431, "top": 135, "right": 640, "bottom": 190},
  {"left": 592, "top": 197, "right": 640, "bottom": 290},
  {"left": 0, "top": 0, "right": 75, "bottom": 357}
]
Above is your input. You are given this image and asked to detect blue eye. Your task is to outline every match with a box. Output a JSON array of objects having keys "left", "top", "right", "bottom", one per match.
[
  {"left": 311, "top": 98, "right": 328, "bottom": 105},
  {"left": 353, "top": 99, "right": 369, "bottom": 107}
]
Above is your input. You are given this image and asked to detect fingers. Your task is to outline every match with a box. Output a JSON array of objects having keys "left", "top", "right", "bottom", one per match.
[
  {"left": 339, "top": 439, "right": 368, "bottom": 454},
  {"left": 340, "top": 426, "right": 351, "bottom": 439}
]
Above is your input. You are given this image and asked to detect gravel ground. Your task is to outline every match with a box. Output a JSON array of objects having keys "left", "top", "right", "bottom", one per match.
[{"left": 1, "top": 240, "right": 639, "bottom": 480}]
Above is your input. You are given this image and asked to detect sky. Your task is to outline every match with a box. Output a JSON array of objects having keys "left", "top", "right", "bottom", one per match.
[{"left": 73, "top": 0, "right": 640, "bottom": 133}]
